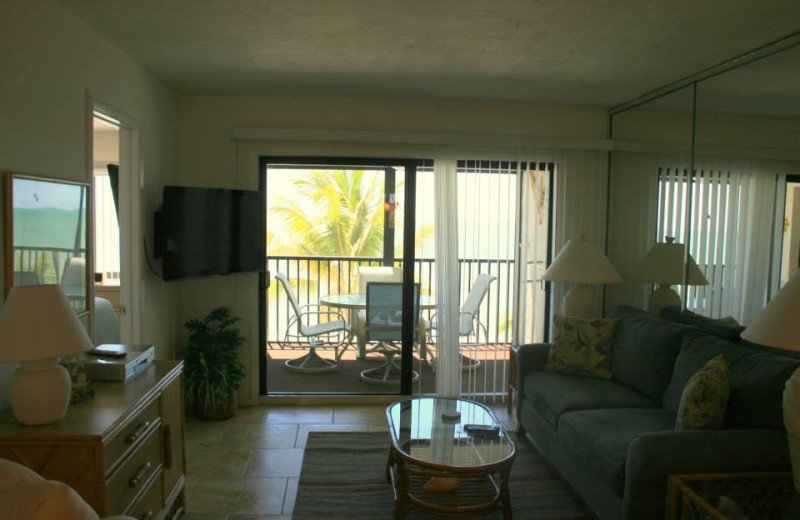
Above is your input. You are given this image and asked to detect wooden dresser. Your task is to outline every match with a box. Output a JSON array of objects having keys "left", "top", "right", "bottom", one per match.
[{"left": 0, "top": 360, "right": 185, "bottom": 519}]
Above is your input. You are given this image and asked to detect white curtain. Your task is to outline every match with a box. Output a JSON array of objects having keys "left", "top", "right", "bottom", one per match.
[{"left": 433, "top": 155, "right": 462, "bottom": 397}]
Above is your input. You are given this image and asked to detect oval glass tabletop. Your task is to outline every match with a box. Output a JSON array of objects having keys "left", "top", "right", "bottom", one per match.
[
  {"left": 386, "top": 397, "right": 515, "bottom": 469},
  {"left": 320, "top": 293, "right": 436, "bottom": 309}
]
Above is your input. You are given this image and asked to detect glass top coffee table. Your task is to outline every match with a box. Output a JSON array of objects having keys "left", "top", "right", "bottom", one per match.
[{"left": 385, "top": 397, "right": 516, "bottom": 519}]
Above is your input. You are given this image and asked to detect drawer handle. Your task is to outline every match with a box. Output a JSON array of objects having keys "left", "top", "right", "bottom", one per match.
[
  {"left": 127, "top": 421, "right": 151, "bottom": 444},
  {"left": 163, "top": 425, "right": 173, "bottom": 469},
  {"left": 129, "top": 461, "right": 152, "bottom": 488},
  {"left": 140, "top": 511, "right": 155, "bottom": 520}
]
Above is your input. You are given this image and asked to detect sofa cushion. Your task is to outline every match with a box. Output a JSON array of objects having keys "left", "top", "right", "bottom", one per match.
[
  {"left": 523, "top": 370, "right": 658, "bottom": 429},
  {"left": 544, "top": 315, "right": 618, "bottom": 379},
  {"left": 660, "top": 306, "right": 745, "bottom": 343},
  {"left": 663, "top": 332, "right": 800, "bottom": 429},
  {"left": 676, "top": 354, "right": 730, "bottom": 430},
  {"left": 611, "top": 306, "right": 695, "bottom": 402},
  {"left": 558, "top": 408, "right": 675, "bottom": 495}
]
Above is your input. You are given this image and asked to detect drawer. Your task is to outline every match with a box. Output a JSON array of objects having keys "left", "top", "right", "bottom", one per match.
[
  {"left": 105, "top": 399, "right": 160, "bottom": 474},
  {"left": 106, "top": 422, "right": 163, "bottom": 514},
  {"left": 125, "top": 470, "right": 164, "bottom": 520}
]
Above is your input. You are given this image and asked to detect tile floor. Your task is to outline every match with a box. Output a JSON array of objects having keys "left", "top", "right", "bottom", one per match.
[{"left": 182, "top": 403, "right": 515, "bottom": 520}]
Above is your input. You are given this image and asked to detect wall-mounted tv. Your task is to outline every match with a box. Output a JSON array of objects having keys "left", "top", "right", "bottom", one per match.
[{"left": 158, "top": 185, "right": 264, "bottom": 282}]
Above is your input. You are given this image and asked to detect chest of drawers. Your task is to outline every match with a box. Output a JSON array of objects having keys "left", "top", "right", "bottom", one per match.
[{"left": 0, "top": 360, "right": 185, "bottom": 519}]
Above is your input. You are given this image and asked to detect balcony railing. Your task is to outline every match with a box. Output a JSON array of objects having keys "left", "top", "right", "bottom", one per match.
[
  {"left": 12, "top": 246, "right": 84, "bottom": 285},
  {"left": 266, "top": 255, "right": 517, "bottom": 346}
]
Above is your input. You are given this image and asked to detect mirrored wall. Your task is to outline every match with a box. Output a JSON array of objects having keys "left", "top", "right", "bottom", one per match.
[{"left": 606, "top": 36, "right": 800, "bottom": 326}]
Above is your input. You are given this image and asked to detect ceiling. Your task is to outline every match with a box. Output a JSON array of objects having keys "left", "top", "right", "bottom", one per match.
[{"left": 59, "top": 0, "right": 800, "bottom": 109}]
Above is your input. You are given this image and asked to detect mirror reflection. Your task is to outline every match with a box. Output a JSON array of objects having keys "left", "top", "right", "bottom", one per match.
[
  {"left": 607, "top": 86, "right": 694, "bottom": 314},
  {"left": 607, "top": 41, "right": 800, "bottom": 328},
  {"left": 693, "top": 43, "right": 800, "bottom": 324},
  {"left": 5, "top": 173, "right": 90, "bottom": 313}
]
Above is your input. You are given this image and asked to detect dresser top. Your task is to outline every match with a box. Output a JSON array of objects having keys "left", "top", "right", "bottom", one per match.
[{"left": 0, "top": 360, "right": 182, "bottom": 440}]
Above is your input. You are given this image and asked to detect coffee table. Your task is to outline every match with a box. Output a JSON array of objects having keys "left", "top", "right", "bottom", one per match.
[{"left": 385, "top": 397, "right": 516, "bottom": 519}]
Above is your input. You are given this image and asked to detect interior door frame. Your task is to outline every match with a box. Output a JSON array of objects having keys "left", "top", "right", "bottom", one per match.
[
  {"left": 89, "top": 98, "right": 142, "bottom": 344},
  {"left": 258, "top": 155, "right": 422, "bottom": 396}
]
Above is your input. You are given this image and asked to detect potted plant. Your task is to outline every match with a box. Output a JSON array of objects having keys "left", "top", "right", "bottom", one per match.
[{"left": 183, "top": 306, "right": 246, "bottom": 420}]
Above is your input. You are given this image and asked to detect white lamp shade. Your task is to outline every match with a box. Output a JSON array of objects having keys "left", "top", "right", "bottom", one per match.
[
  {"left": 0, "top": 285, "right": 93, "bottom": 362},
  {"left": 742, "top": 270, "right": 800, "bottom": 350},
  {"left": 542, "top": 239, "right": 622, "bottom": 284},
  {"left": 630, "top": 238, "right": 708, "bottom": 286}
]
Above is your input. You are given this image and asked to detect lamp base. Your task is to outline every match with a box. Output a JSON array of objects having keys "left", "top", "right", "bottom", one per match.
[
  {"left": 9, "top": 358, "right": 71, "bottom": 425},
  {"left": 563, "top": 284, "right": 600, "bottom": 319},
  {"left": 647, "top": 284, "right": 681, "bottom": 316}
]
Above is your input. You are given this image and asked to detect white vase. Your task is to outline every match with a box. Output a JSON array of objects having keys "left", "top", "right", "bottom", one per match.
[{"left": 783, "top": 367, "right": 800, "bottom": 492}]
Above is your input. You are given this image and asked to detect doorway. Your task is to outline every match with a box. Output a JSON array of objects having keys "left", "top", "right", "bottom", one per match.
[
  {"left": 260, "top": 157, "right": 423, "bottom": 396},
  {"left": 91, "top": 109, "right": 139, "bottom": 344}
]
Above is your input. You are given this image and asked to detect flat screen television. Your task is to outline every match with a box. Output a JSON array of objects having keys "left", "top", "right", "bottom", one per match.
[{"left": 159, "top": 185, "right": 264, "bottom": 281}]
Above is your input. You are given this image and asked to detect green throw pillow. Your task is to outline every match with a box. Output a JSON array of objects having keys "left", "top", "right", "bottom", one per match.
[
  {"left": 544, "top": 315, "right": 618, "bottom": 379},
  {"left": 675, "top": 354, "right": 730, "bottom": 430}
]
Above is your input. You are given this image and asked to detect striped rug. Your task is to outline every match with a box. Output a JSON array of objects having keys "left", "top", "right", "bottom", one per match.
[{"left": 293, "top": 431, "right": 596, "bottom": 519}]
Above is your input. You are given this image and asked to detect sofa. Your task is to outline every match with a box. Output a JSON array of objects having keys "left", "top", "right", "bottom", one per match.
[
  {"left": 516, "top": 306, "right": 800, "bottom": 520},
  {"left": 0, "top": 458, "right": 134, "bottom": 520}
]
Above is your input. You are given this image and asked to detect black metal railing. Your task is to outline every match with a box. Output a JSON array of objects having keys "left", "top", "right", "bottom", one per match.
[{"left": 266, "top": 255, "right": 518, "bottom": 346}]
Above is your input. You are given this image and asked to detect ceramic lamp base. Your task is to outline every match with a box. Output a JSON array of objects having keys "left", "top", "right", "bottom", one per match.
[
  {"left": 9, "top": 358, "right": 71, "bottom": 425},
  {"left": 563, "top": 284, "right": 600, "bottom": 319},
  {"left": 784, "top": 367, "right": 800, "bottom": 492},
  {"left": 647, "top": 284, "right": 681, "bottom": 316}
]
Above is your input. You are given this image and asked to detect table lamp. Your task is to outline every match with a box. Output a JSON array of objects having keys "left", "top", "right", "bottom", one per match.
[
  {"left": 630, "top": 237, "right": 708, "bottom": 315},
  {"left": 542, "top": 237, "right": 622, "bottom": 319},
  {"left": 0, "top": 285, "right": 93, "bottom": 425},
  {"left": 741, "top": 270, "right": 800, "bottom": 491}
]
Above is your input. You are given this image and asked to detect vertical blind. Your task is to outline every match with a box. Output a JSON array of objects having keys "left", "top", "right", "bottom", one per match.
[{"left": 657, "top": 161, "right": 778, "bottom": 323}]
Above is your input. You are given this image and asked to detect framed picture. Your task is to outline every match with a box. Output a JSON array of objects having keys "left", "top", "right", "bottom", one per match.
[{"left": 4, "top": 171, "right": 91, "bottom": 315}]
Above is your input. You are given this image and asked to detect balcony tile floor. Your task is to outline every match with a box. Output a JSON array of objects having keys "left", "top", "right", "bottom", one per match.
[{"left": 182, "top": 403, "right": 515, "bottom": 520}]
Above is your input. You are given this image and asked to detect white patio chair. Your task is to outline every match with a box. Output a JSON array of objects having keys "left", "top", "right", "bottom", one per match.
[
  {"left": 427, "top": 273, "right": 497, "bottom": 370},
  {"left": 359, "top": 282, "right": 420, "bottom": 385},
  {"left": 274, "top": 272, "right": 349, "bottom": 373}
]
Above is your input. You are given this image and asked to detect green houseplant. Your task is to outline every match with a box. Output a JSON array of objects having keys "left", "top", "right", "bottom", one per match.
[{"left": 183, "top": 307, "right": 246, "bottom": 420}]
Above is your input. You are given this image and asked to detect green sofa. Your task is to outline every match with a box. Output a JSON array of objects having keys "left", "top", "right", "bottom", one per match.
[{"left": 516, "top": 306, "right": 799, "bottom": 520}]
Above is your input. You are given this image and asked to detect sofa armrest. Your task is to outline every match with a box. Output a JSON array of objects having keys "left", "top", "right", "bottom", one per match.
[
  {"left": 516, "top": 343, "right": 551, "bottom": 379},
  {"left": 623, "top": 428, "right": 790, "bottom": 520}
]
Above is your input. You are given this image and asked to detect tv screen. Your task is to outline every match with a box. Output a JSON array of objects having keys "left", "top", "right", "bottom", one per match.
[{"left": 161, "top": 186, "right": 264, "bottom": 281}]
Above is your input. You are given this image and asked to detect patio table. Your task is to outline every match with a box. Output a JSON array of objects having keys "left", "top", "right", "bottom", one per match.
[{"left": 320, "top": 293, "right": 436, "bottom": 359}]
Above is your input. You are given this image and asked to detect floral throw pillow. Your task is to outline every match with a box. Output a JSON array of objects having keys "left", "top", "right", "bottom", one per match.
[
  {"left": 543, "top": 315, "right": 619, "bottom": 379},
  {"left": 676, "top": 354, "right": 730, "bottom": 430}
]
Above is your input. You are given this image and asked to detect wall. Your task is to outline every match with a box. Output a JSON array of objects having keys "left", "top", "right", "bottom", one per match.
[
  {"left": 178, "top": 95, "right": 610, "bottom": 403},
  {"left": 0, "top": 0, "right": 180, "bottom": 409}
]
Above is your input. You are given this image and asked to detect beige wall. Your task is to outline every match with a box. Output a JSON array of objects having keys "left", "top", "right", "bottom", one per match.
[
  {"left": 0, "top": 0, "right": 180, "bottom": 409},
  {"left": 177, "top": 95, "right": 610, "bottom": 403}
]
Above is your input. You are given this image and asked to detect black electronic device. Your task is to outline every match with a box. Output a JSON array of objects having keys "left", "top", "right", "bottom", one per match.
[{"left": 156, "top": 185, "right": 264, "bottom": 281}]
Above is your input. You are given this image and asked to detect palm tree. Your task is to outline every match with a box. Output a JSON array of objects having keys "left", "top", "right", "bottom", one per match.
[{"left": 269, "top": 169, "right": 384, "bottom": 258}]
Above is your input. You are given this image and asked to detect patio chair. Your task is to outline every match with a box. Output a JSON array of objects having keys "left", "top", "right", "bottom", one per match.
[
  {"left": 355, "top": 266, "right": 402, "bottom": 357},
  {"left": 274, "top": 272, "right": 349, "bottom": 373},
  {"left": 360, "top": 282, "right": 420, "bottom": 385},
  {"left": 427, "top": 273, "right": 497, "bottom": 370}
]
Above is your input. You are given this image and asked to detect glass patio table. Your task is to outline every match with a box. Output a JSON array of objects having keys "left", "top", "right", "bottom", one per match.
[
  {"left": 320, "top": 293, "right": 435, "bottom": 358},
  {"left": 385, "top": 397, "right": 516, "bottom": 519}
]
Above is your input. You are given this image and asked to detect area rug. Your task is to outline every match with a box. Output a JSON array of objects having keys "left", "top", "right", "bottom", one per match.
[{"left": 293, "top": 431, "right": 596, "bottom": 519}]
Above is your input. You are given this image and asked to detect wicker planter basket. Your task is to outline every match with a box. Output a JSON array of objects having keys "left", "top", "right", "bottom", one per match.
[{"left": 194, "top": 390, "right": 238, "bottom": 421}]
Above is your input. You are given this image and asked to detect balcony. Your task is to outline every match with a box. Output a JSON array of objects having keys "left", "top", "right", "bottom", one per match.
[{"left": 266, "top": 254, "right": 516, "bottom": 398}]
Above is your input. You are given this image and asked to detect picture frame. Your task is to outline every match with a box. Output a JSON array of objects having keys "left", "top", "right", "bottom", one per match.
[{"left": 4, "top": 171, "right": 92, "bottom": 315}]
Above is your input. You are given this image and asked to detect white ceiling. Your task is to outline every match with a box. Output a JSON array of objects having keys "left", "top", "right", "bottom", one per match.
[{"left": 59, "top": 0, "right": 800, "bottom": 109}]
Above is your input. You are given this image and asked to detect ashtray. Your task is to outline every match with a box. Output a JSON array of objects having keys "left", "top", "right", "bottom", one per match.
[{"left": 441, "top": 411, "right": 461, "bottom": 423}]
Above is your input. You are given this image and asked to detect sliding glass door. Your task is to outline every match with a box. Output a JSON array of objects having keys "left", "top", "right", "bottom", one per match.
[{"left": 259, "top": 157, "right": 423, "bottom": 395}]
